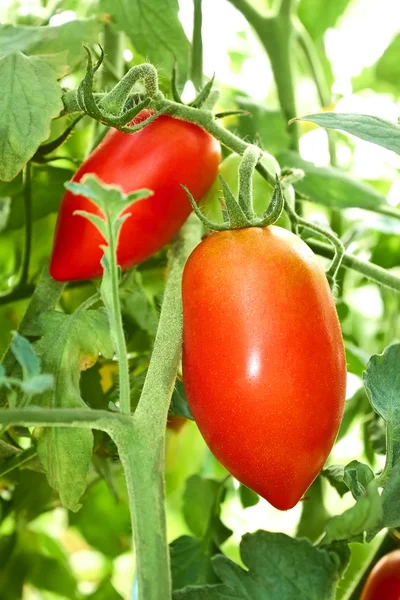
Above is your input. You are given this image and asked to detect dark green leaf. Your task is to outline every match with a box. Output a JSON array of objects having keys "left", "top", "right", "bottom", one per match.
[
  {"left": 174, "top": 531, "right": 349, "bottom": 600},
  {"left": 343, "top": 461, "right": 375, "bottom": 500},
  {"left": 169, "top": 379, "right": 193, "bottom": 420},
  {"left": 345, "top": 342, "right": 369, "bottom": 377},
  {"left": 170, "top": 536, "right": 219, "bottom": 590},
  {"left": 32, "top": 309, "right": 113, "bottom": 512},
  {"left": 0, "top": 52, "right": 63, "bottom": 180}
]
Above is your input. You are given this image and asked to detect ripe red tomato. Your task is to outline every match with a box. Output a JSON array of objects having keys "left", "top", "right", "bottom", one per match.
[
  {"left": 182, "top": 226, "right": 346, "bottom": 511},
  {"left": 360, "top": 550, "right": 400, "bottom": 600},
  {"left": 50, "top": 110, "right": 221, "bottom": 281}
]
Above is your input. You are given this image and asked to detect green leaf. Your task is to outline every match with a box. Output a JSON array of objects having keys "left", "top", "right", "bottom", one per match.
[
  {"left": 322, "top": 480, "right": 382, "bottom": 545},
  {"left": 32, "top": 309, "right": 113, "bottom": 512},
  {"left": 296, "top": 477, "right": 329, "bottom": 542},
  {"left": 353, "top": 34, "right": 400, "bottom": 96},
  {"left": 69, "top": 475, "right": 131, "bottom": 558},
  {"left": 120, "top": 270, "right": 159, "bottom": 335},
  {"left": 100, "top": 0, "right": 190, "bottom": 85},
  {"left": 0, "top": 53, "right": 63, "bottom": 181},
  {"left": 321, "top": 465, "right": 348, "bottom": 497},
  {"left": 0, "top": 20, "right": 101, "bottom": 70},
  {"left": 169, "top": 379, "right": 193, "bottom": 420},
  {"left": 21, "top": 373, "right": 54, "bottom": 395},
  {"left": 343, "top": 461, "right": 375, "bottom": 500},
  {"left": 363, "top": 343, "right": 400, "bottom": 466},
  {"left": 174, "top": 531, "right": 349, "bottom": 600},
  {"left": 337, "top": 388, "right": 369, "bottom": 442},
  {"left": 239, "top": 484, "right": 259, "bottom": 509},
  {"left": 277, "top": 151, "right": 388, "bottom": 210},
  {"left": 295, "top": 113, "right": 400, "bottom": 156},
  {"left": 183, "top": 475, "right": 231, "bottom": 546},
  {"left": 170, "top": 536, "right": 219, "bottom": 590},
  {"left": 298, "top": 0, "right": 352, "bottom": 39}
]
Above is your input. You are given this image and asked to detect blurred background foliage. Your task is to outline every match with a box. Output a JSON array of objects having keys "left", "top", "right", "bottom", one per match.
[{"left": 0, "top": 0, "right": 400, "bottom": 598}]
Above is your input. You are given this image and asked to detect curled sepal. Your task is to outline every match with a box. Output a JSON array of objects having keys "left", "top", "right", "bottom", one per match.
[
  {"left": 182, "top": 185, "right": 228, "bottom": 232},
  {"left": 77, "top": 45, "right": 105, "bottom": 121},
  {"left": 219, "top": 175, "right": 249, "bottom": 229},
  {"left": 238, "top": 145, "right": 262, "bottom": 219}
]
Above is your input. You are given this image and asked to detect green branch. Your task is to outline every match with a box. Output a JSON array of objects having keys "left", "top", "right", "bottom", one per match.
[
  {"left": 307, "top": 239, "right": 400, "bottom": 293},
  {"left": 126, "top": 216, "right": 201, "bottom": 599}
]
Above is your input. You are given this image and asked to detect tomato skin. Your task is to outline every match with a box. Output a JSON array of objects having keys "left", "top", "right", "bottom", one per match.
[
  {"left": 360, "top": 551, "right": 400, "bottom": 600},
  {"left": 182, "top": 226, "right": 346, "bottom": 511},
  {"left": 50, "top": 110, "right": 221, "bottom": 281}
]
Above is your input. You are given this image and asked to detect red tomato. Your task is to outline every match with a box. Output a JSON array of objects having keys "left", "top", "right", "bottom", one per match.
[
  {"left": 182, "top": 226, "right": 346, "bottom": 511},
  {"left": 360, "top": 550, "right": 400, "bottom": 600},
  {"left": 50, "top": 110, "right": 221, "bottom": 281}
]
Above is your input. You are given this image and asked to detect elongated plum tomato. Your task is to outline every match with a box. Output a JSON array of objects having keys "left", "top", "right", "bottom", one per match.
[
  {"left": 360, "top": 550, "right": 400, "bottom": 600},
  {"left": 50, "top": 110, "right": 221, "bottom": 281},
  {"left": 182, "top": 226, "right": 346, "bottom": 511}
]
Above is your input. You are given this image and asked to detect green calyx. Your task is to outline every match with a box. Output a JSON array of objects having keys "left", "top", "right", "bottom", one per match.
[{"left": 183, "top": 146, "right": 284, "bottom": 232}]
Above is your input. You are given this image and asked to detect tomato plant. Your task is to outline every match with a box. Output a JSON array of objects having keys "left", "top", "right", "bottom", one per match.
[
  {"left": 360, "top": 550, "right": 400, "bottom": 600},
  {"left": 2, "top": 1, "right": 400, "bottom": 599},
  {"left": 50, "top": 110, "right": 221, "bottom": 281}
]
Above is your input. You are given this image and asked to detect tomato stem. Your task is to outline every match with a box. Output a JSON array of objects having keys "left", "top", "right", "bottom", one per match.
[{"left": 238, "top": 145, "right": 262, "bottom": 219}]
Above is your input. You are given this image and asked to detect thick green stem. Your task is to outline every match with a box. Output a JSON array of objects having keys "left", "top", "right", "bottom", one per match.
[
  {"left": 227, "top": 0, "right": 299, "bottom": 150},
  {"left": 191, "top": 0, "right": 204, "bottom": 89},
  {"left": 125, "top": 216, "right": 201, "bottom": 599},
  {"left": 307, "top": 239, "right": 400, "bottom": 293}
]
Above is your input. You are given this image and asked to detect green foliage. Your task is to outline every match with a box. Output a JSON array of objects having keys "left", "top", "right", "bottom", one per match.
[
  {"left": 174, "top": 531, "right": 349, "bottom": 599},
  {"left": 0, "top": 52, "right": 64, "bottom": 180},
  {"left": 27, "top": 309, "right": 113, "bottom": 511},
  {"left": 298, "top": 0, "right": 352, "bottom": 39}
]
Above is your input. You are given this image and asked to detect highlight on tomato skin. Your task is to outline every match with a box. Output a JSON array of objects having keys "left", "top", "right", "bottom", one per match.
[
  {"left": 182, "top": 225, "right": 347, "bottom": 511},
  {"left": 360, "top": 550, "right": 400, "bottom": 600},
  {"left": 49, "top": 110, "right": 221, "bottom": 282}
]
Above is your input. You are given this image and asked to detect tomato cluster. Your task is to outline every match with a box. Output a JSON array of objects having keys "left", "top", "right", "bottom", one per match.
[{"left": 50, "top": 117, "right": 346, "bottom": 511}]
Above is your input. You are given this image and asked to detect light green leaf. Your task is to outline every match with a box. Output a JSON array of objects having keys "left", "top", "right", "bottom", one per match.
[
  {"left": 0, "top": 53, "right": 63, "bottom": 181},
  {"left": 0, "top": 20, "right": 101, "bottom": 70},
  {"left": 120, "top": 270, "right": 158, "bottom": 335},
  {"left": 33, "top": 309, "right": 113, "bottom": 512},
  {"left": 100, "top": 0, "right": 190, "bottom": 84},
  {"left": 295, "top": 113, "right": 400, "bottom": 156},
  {"left": 298, "top": 0, "right": 352, "bottom": 39},
  {"left": 343, "top": 461, "right": 375, "bottom": 501}
]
